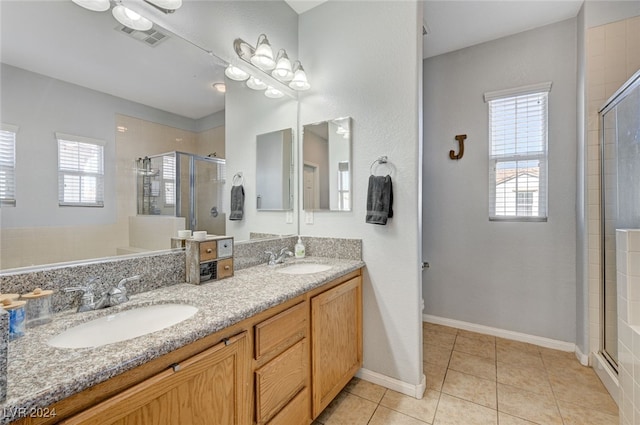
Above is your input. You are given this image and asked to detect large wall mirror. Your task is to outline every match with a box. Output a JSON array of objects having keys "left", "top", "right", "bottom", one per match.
[
  {"left": 256, "top": 129, "right": 293, "bottom": 211},
  {"left": 302, "top": 117, "right": 352, "bottom": 211},
  {"left": 0, "top": 1, "right": 298, "bottom": 270}
]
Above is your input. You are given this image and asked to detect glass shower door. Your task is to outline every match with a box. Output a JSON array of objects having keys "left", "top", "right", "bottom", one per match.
[{"left": 600, "top": 72, "right": 640, "bottom": 370}]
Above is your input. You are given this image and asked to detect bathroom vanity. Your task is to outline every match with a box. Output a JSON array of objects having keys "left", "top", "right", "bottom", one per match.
[{"left": 4, "top": 259, "right": 363, "bottom": 425}]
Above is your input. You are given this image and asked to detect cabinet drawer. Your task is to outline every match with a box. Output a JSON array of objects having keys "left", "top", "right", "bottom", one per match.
[
  {"left": 199, "top": 240, "right": 217, "bottom": 261},
  {"left": 217, "top": 258, "right": 234, "bottom": 279},
  {"left": 255, "top": 301, "right": 306, "bottom": 361},
  {"left": 267, "top": 387, "right": 309, "bottom": 425},
  {"left": 255, "top": 340, "right": 306, "bottom": 424}
]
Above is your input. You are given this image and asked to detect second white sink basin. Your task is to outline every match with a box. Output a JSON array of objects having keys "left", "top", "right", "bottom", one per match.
[
  {"left": 277, "top": 263, "right": 332, "bottom": 275},
  {"left": 48, "top": 304, "right": 198, "bottom": 349}
]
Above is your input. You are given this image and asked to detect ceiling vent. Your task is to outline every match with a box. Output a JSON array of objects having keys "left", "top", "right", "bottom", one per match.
[{"left": 115, "top": 25, "right": 169, "bottom": 47}]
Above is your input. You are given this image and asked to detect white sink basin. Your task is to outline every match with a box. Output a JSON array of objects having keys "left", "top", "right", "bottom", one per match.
[
  {"left": 48, "top": 304, "right": 198, "bottom": 349},
  {"left": 276, "top": 263, "right": 332, "bottom": 275}
]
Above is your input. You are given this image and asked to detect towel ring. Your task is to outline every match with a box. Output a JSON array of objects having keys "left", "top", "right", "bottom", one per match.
[
  {"left": 232, "top": 172, "right": 244, "bottom": 186},
  {"left": 370, "top": 156, "right": 393, "bottom": 176}
]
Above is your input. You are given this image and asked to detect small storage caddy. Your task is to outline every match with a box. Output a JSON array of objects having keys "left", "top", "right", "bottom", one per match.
[{"left": 185, "top": 236, "right": 234, "bottom": 284}]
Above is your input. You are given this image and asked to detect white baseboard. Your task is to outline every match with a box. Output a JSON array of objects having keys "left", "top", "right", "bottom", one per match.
[
  {"left": 422, "top": 314, "right": 575, "bottom": 352},
  {"left": 356, "top": 368, "right": 426, "bottom": 399},
  {"left": 574, "top": 344, "right": 589, "bottom": 366}
]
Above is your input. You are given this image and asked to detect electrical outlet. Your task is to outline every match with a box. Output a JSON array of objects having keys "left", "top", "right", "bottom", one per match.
[
  {"left": 305, "top": 211, "right": 314, "bottom": 224},
  {"left": 285, "top": 211, "right": 293, "bottom": 223}
]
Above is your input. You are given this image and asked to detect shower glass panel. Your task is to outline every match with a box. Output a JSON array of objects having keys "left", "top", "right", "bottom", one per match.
[
  {"left": 137, "top": 152, "right": 226, "bottom": 234},
  {"left": 600, "top": 71, "right": 640, "bottom": 371}
]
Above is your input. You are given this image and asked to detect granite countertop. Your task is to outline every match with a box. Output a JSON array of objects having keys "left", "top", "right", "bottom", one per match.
[{"left": 0, "top": 257, "right": 364, "bottom": 424}]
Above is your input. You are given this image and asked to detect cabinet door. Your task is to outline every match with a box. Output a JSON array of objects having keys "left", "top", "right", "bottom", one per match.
[
  {"left": 311, "top": 276, "right": 362, "bottom": 418},
  {"left": 61, "top": 332, "right": 251, "bottom": 425}
]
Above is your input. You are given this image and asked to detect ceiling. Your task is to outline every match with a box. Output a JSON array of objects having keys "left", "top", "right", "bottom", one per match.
[
  {"left": 284, "top": 0, "right": 583, "bottom": 59},
  {"left": 1, "top": 1, "right": 583, "bottom": 120},
  {"left": 422, "top": 1, "right": 583, "bottom": 59},
  {"left": 0, "top": 1, "right": 226, "bottom": 120}
]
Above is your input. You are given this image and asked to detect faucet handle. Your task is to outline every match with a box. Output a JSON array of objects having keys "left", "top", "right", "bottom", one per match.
[
  {"left": 117, "top": 275, "right": 141, "bottom": 290},
  {"left": 62, "top": 286, "right": 91, "bottom": 295}
]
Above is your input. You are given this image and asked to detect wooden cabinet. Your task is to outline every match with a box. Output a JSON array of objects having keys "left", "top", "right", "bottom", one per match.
[
  {"left": 253, "top": 301, "right": 309, "bottom": 425},
  {"left": 60, "top": 332, "right": 250, "bottom": 425},
  {"left": 310, "top": 276, "right": 363, "bottom": 418},
  {"left": 16, "top": 268, "right": 363, "bottom": 425}
]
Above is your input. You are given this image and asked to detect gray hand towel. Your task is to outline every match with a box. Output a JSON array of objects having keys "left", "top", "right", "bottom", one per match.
[
  {"left": 229, "top": 185, "right": 244, "bottom": 221},
  {"left": 366, "top": 175, "right": 393, "bottom": 225}
]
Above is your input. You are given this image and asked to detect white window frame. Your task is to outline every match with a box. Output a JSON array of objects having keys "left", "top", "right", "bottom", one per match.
[
  {"left": 0, "top": 124, "right": 18, "bottom": 207},
  {"left": 162, "top": 154, "right": 175, "bottom": 207},
  {"left": 56, "top": 132, "right": 105, "bottom": 207},
  {"left": 485, "top": 82, "right": 551, "bottom": 222}
]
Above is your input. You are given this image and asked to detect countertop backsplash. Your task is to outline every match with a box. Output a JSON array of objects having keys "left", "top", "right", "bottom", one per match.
[{"left": 0, "top": 236, "right": 362, "bottom": 314}]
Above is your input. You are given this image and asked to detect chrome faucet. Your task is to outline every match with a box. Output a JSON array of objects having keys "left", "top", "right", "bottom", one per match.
[
  {"left": 265, "top": 248, "right": 293, "bottom": 266},
  {"left": 63, "top": 275, "right": 141, "bottom": 313}
]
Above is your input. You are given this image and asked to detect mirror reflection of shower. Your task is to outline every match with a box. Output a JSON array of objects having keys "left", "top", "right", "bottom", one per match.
[{"left": 135, "top": 151, "right": 226, "bottom": 236}]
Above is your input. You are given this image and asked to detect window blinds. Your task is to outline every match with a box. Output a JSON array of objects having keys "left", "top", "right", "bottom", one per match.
[
  {"left": 486, "top": 83, "right": 550, "bottom": 221},
  {"left": 56, "top": 133, "right": 104, "bottom": 207},
  {"left": 0, "top": 124, "right": 17, "bottom": 206},
  {"left": 162, "top": 155, "right": 175, "bottom": 206}
]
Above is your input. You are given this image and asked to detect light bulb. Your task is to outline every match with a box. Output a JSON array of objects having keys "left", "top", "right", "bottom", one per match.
[
  {"left": 112, "top": 5, "right": 153, "bottom": 31},
  {"left": 246, "top": 76, "right": 267, "bottom": 90},
  {"left": 224, "top": 65, "right": 249, "bottom": 81},
  {"left": 250, "top": 34, "right": 275, "bottom": 71},
  {"left": 289, "top": 67, "right": 310, "bottom": 91},
  {"left": 271, "top": 50, "right": 293, "bottom": 82},
  {"left": 265, "top": 86, "right": 284, "bottom": 99}
]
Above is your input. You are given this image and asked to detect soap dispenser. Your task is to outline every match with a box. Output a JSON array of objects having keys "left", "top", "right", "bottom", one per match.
[{"left": 294, "top": 237, "right": 305, "bottom": 259}]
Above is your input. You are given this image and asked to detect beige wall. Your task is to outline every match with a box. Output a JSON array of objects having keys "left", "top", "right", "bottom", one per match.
[
  {"left": 1, "top": 115, "right": 223, "bottom": 269},
  {"left": 586, "top": 16, "right": 640, "bottom": 356}
]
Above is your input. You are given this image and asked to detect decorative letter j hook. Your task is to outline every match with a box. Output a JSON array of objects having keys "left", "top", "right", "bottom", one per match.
[{"left": 449, "top": 134, "right": 467, "bottom": 160}]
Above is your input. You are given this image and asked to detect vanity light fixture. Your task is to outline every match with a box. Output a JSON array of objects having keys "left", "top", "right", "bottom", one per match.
[
  {"left": 72, "top": 0, "right": 110, "bottom": 12},
  {"left": 112, "top": 5, "right": 153, "bottom": 31},
  {"left": 264, "top": 86, "right": 284, "bottom": 99},
  {"left": 250, "top": 34, "right": 276, "bottom": 71},
  {"left": 289, "top": 61, "right": 310, "bottom": 91},
  {"left": 246, "top": 76, "right": 268, "bottom": 91},
  {"left": 224, "top": 65, "right": 250, "bottom": 81},
  {"left": 272, "top": 50, "right": 294, "bottom": 82}
]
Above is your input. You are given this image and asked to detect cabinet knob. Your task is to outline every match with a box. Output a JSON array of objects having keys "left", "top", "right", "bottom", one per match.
[
  {"left": 206, "top": 248, "right": 213, "bottom": 253},
  {"left": 224, "top": 265, "right": 230, "bottom": 270}
]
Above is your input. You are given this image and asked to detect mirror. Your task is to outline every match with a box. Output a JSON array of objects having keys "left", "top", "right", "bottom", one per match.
[
  {"left": 0, "top": 1, "right": 298, "bottom": 271},
  {"left": 303, "top": 117, "right": 352, "bottom": 211},
  {"left": 256, "top": 129, "right": 293, "bottom": 211}
]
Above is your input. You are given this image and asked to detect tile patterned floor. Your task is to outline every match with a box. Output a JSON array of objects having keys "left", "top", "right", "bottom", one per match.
[{"left": 313, "top": 322, "right": 619, "bottom": 425}]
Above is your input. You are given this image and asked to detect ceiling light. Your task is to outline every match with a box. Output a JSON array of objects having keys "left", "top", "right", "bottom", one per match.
[
  {"left": 289, "top": 62, "right": 310, "bottom": 91},
  {"left": 112, "top": 5, "right": 153, "bottom": 31},
  {"left": 265, "top": 86, "right": 284, "bottom": 99},
  {"left": 224, "top": 65, "right": 249, "bottom": 81},
  {"left": 145, "top": 0, "right": 182, "bottom": 10},
  {"left": 212, "top": 83, "right": 226, "bottom": 93},
  {"left": 246, "top": 76, "right": 267, "bottom": 90},
  {"left": 272, "top": 50, "right": 294, "bottom": 82},
  {"left": 72, "top": 0, "right": 111, "bottom": 12},
  {"left": 250, "top": 34, "right": 276, "bottom": 71}
]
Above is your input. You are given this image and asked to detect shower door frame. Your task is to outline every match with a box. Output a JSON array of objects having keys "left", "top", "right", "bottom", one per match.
[{"left": 598, "top": 69, "right": 640, "bottom": 373}]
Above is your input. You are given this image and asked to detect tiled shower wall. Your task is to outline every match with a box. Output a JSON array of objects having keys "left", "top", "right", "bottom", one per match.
[
  {"left": 616, "top": 230, "right": 640, "bottom": 425},
  {"left": 586, "top": 16, "right": 640, "bottom": 357}
]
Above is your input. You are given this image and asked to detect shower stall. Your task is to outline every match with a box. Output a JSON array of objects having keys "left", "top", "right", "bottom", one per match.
[
  {"left": 599, "top": 70, "right": 640, "bottom": 372},
  {"left": 136, "top": 151, "right": 226, "bottom": 235}
]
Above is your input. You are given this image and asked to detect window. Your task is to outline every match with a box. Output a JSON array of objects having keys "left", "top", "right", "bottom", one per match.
[
  {"left": 162, "top": 155, "right": 175, "bottom": 206},
  {"left": 56, "top": 133, "right": 105, "bottom": 207},
  {"left": 0, "top": 124, "right": 17, "bottom": 206},
  {"left": 485, "top": 82, "right": 550, "bottom": 221}
]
